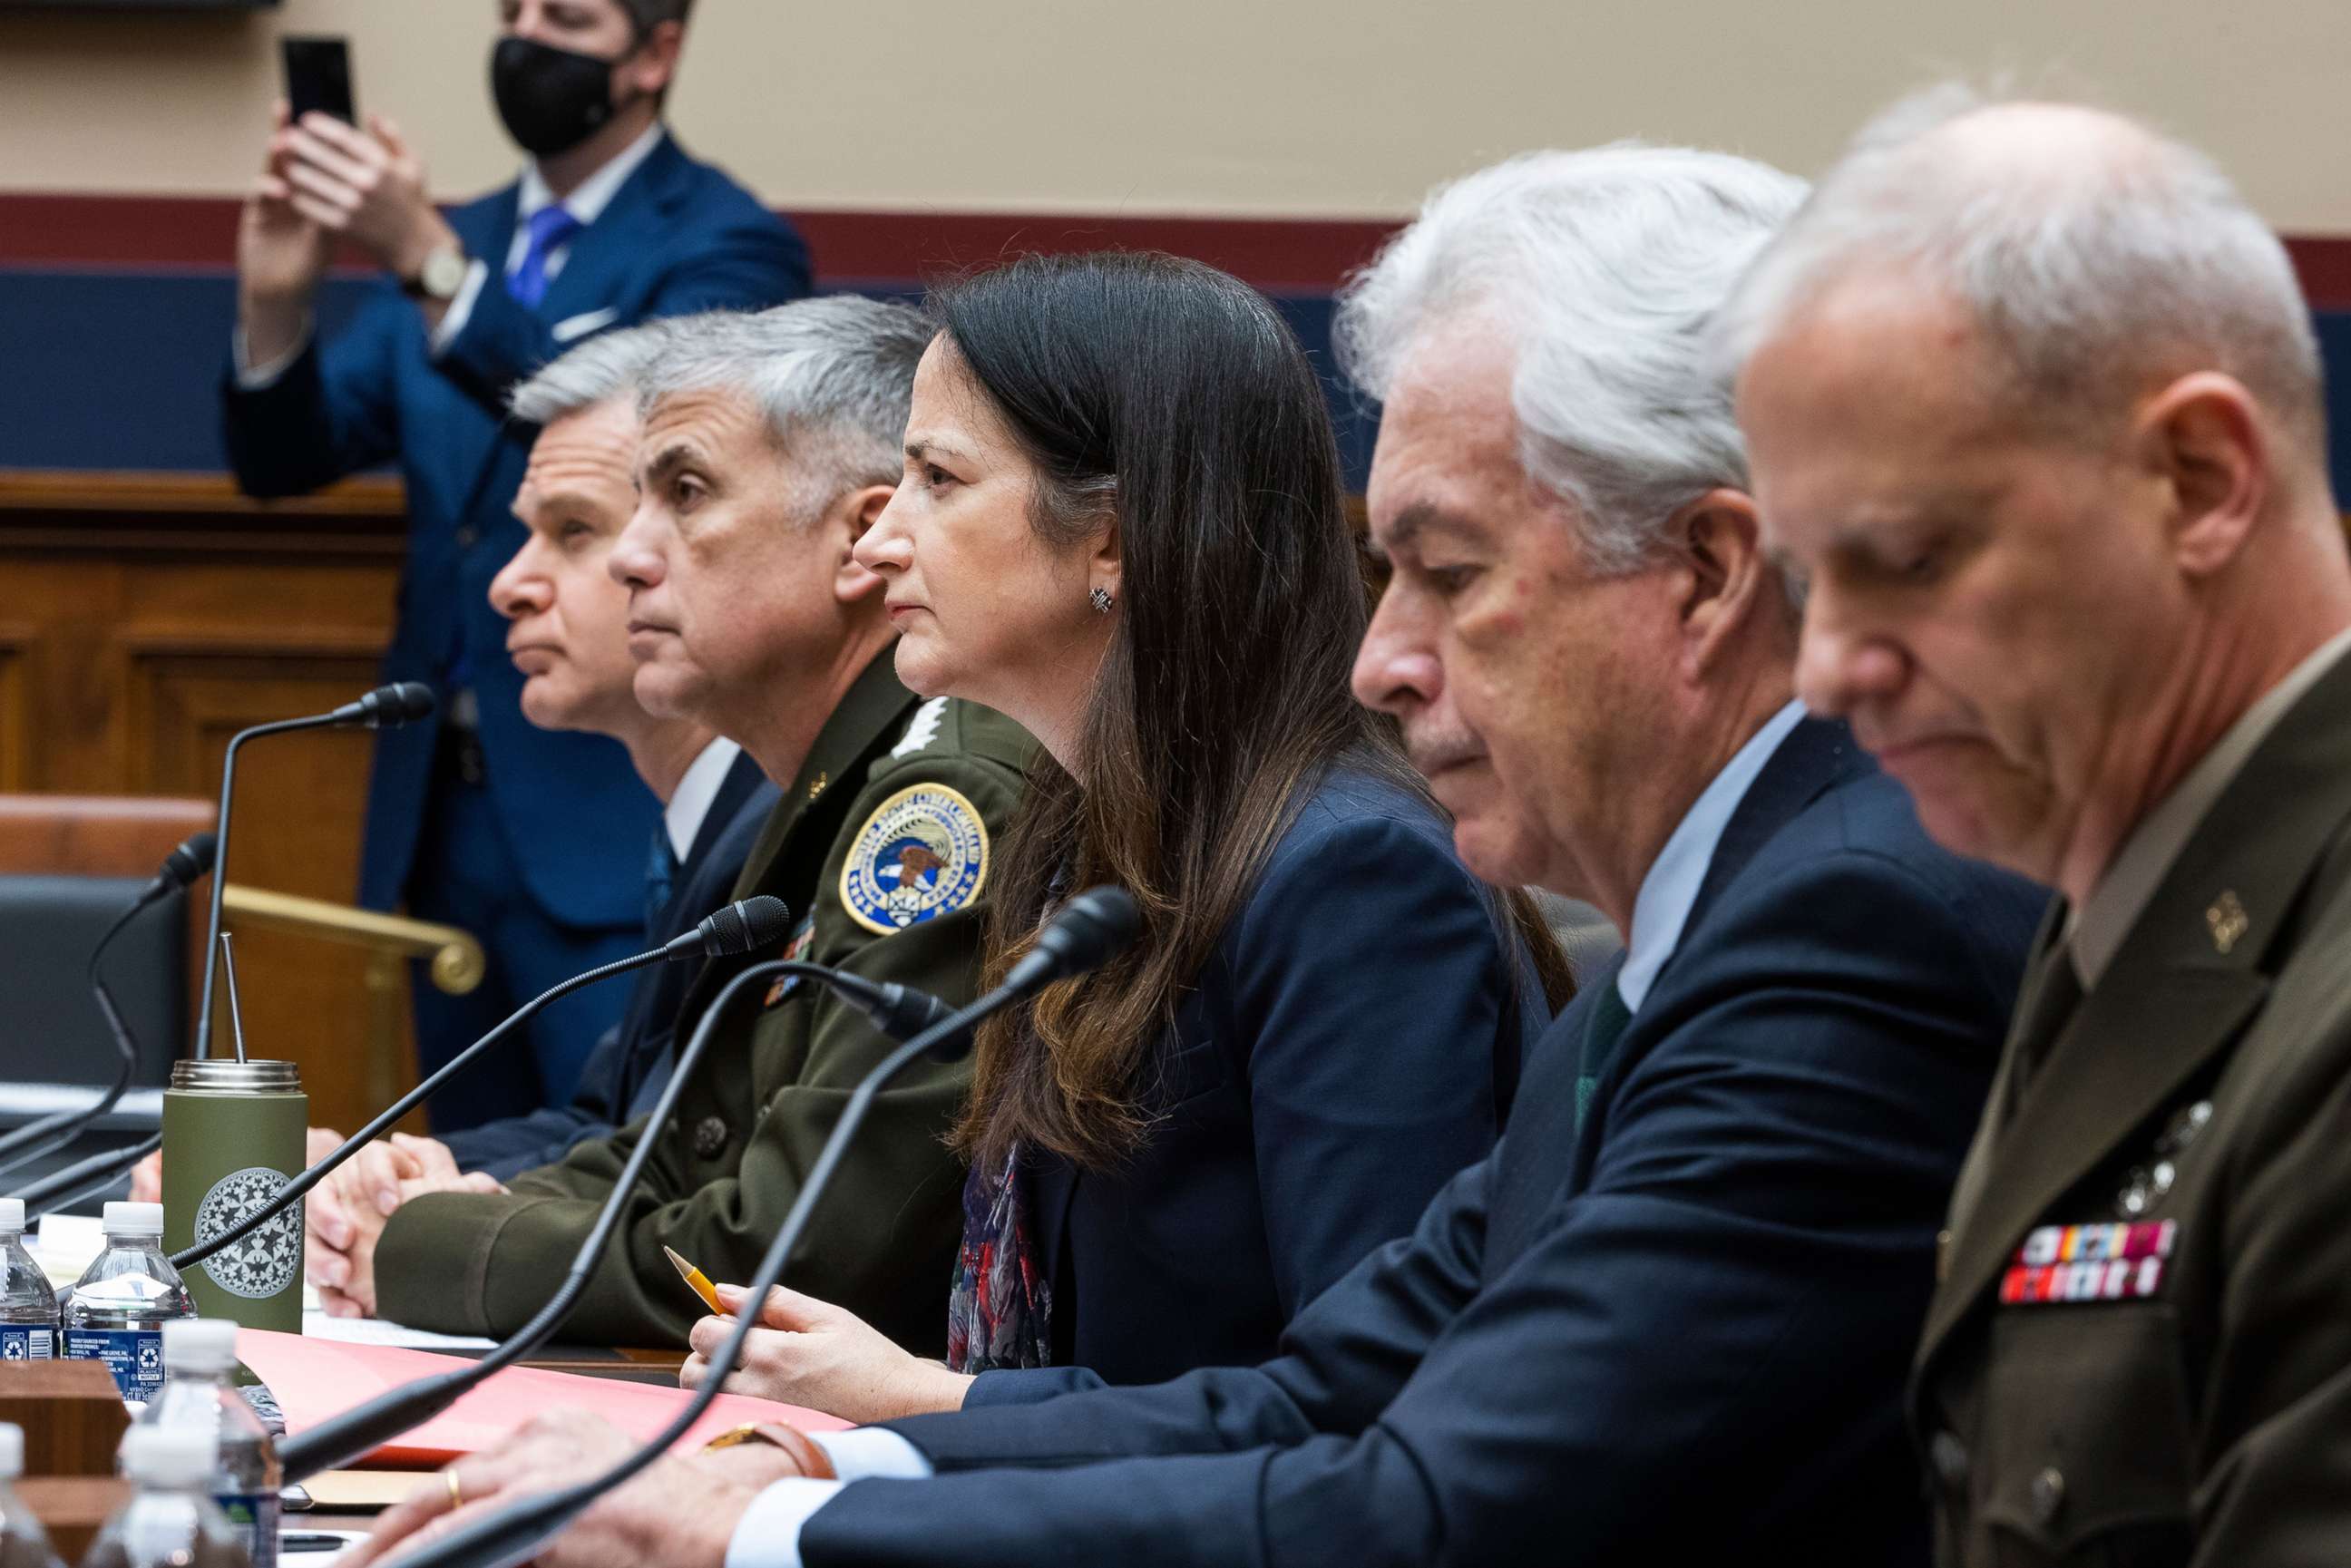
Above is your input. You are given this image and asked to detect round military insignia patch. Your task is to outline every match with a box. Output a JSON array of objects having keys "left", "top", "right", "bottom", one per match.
[
  {"left": 193, "top": 1165, "right": 303, "bottom": 1301},
  {"left": 839, "top": 783, "right": 990, "bottom": 936}
]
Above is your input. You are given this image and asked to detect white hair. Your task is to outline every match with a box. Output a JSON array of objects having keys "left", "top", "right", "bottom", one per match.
[
  {"left": 1714, "top": 84, "right": 2326, "bottom": 451},
  {"left": 1336, "top": 144, "right": 1809, "bottom": 573},
  {"left": 636, "top": 296, "right": 933, "bottom": 513},
  {"left": 507, "top": 319, "right": 679, "bottom": 427}
]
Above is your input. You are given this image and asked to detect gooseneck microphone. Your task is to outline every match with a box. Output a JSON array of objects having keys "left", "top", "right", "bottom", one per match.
[
  {"left": 169, "top": 894, "right": 792, "bottom": 1272},
  {"left": 398, "top": 887, "right": 1142, "bottom": 1568},
  {"left": 279, "top": 947, "right": 953, "bottom": 1477},
  {"left": 193, "top": 682, "right": 437, "bottom": 1063},
  {"left": 0, "top": 832, "right": 218, "bottom": 1183}
]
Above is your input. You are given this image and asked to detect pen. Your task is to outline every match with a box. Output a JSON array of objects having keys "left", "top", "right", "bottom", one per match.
[{"left": 664, "top": 1243, "right": 726, "bottom": 1316}]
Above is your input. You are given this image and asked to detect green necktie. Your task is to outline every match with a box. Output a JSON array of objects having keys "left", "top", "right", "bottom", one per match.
[{"left": 1575, "top": 976, "right": 1634, "bottom": 1132}]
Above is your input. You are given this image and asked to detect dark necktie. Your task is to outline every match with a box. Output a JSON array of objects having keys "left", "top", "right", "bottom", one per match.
[
  {"left": 645, "top": 823, "right": 678, "bottom": 944},
  {"left": 507, "top": 204, "right": 584, "bottom": 309},
  {"left": 1575, "top": 975, "right": 1634, "bottom": 1132}
]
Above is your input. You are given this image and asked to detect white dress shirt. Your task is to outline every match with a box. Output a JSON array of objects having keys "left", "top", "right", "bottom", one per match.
[
  {"left": 665, "top": 736, "right": 743, "bottom": 862},
  {"left": 234, "top": 122, "right": 667, "bottom": 387},
  {"left": 721, "top": 700, "right": 1813, "bottom": 1568}
]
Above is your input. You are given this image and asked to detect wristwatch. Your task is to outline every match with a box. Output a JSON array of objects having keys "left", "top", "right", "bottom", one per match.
[
  {"left": 701, "top": 1421, "right": 837, "bottom": 1479},
  {"left": 402, "top": 243, "right": 471, "bottom": 303}
]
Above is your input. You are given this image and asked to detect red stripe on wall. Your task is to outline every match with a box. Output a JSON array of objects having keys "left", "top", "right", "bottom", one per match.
[{"left": 3, "top": 192, "right": 2348, "bottom": 307}]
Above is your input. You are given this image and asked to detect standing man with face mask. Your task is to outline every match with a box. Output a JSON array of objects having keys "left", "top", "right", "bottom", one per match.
[{"left": 220, "top": 0, "right": 811, "bottom": 1128}]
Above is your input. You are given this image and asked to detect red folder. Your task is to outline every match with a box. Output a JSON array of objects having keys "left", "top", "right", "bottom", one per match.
[{"left": 237, "top": 1329, "right": 848, "bottom": 1469}]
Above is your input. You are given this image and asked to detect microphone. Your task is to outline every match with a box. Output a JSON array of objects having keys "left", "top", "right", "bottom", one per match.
[
  {"left": 397, "top": 888, "right": 1142, "bottom": 1568},
  {"left": 12, "top": 1130, "right": 161, "bottom": 1219},
  {"left": 278, "top": 950, "right": 989, "bottom": 1477},
  {"left": 194, "top": 684, "right": 439, "bottom": 1062},
  {"left": 0, "top": 832, "right": 219, "bottom": 1183},
  {"left": 169, "top": 895, "right": 791, "bottom": 1272}
]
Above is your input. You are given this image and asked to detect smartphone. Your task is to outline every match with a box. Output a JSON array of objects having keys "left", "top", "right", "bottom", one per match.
[{"left": 281, "top": 35, "right": 356, "bottom": 126}]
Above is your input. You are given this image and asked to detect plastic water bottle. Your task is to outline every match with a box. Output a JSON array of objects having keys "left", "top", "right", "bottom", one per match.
[
  {"left": 0, "top": 1424, "right": 65, "bottom": 1568},
  {"left": 135, "top": 1321, "right": 279, "bottom": 1568},
  {"left": 63, "top": 1203, "right": 193, "bottom": 1407},
  {"left": 78, "top": 1425, "right": 250, "bottom": 1568},
  {"left": 0, "top": 1202, "right": 58, "bottom": 1366}
]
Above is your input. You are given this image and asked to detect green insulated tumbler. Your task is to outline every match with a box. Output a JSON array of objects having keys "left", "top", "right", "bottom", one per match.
[{"left": 161, "top": 1059, "right": 307, "bottom": 1331}]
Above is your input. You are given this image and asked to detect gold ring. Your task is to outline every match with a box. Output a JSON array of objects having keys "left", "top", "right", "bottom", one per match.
[{"left": 445, "top": 1469, "right": 463, "bottom": 1511}]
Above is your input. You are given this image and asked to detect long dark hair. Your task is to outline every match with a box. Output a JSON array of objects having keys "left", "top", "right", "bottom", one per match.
[{"left": 937, "top": 251, "right": 1570, "bottom": 1172}]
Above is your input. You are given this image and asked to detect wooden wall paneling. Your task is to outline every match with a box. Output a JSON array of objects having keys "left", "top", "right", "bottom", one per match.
[{"left": 0, "top": 471, "right": 415, "bottom": 1135}]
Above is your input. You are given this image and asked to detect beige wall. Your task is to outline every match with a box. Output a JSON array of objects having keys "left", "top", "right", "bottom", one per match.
[{"left": 1, "top": 0, "right": 2346, "bottom": 229}]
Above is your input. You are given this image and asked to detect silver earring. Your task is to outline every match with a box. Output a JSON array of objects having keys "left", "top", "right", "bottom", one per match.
[{"left": 1089, "top": 585, "right": 1114, "bottom": 614}]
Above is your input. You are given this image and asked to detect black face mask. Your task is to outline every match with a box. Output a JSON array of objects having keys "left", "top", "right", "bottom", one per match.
[{"left": 491, "top": 35, "right": 622, "bottom": 158}]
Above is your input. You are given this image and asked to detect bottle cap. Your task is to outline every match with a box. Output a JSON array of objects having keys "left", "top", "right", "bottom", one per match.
[
  {"left": 162, "top": 1318, "right": 239, "bottom": 1369},
  {"left": 0, "top": 1424, "right": 20, "bottom": 1479},
  {"left": 119, "top": 1424, "right": 216, "bottom": 1487},
  {"left": 101, "top": 1201, "right": 164, "bottom": 1239},
  {"left": 0, "top": 1199, "right": 20, "bottom": 1232}
]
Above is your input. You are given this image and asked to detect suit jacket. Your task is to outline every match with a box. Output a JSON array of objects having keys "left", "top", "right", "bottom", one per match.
[
  {"left": 219, "top": 131, "right": 812, "bottom": 923},
  {"left": 1915, "top": 650, "right": 2351, "bottom": 1566},
  {"left": 437, "top": 749, "right": 779, "bottom": 1183},
  {"left": 374, "top": 661, "right": 1036, "bottom": 1349},
  {"left": 967, "top": 766, "right": 1549, "bottom": 1406},
  {"left": 800, "top": 718, "right": 2047, "bottom": 1567}
]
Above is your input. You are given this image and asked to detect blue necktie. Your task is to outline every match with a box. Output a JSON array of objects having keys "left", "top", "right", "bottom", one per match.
[
  {"left": 507, "top": 204, "right": 584, "bottom": 309},
  {"left": 645, "top": 824, "right": 678, "bottom": 944}
]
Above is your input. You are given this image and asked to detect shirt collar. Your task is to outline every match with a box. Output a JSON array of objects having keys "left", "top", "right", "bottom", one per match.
[
  {"left": 2071, "top": 624, "right": 2351, "bottom": 987},
  {"left": 515, "top": 122, "right": 666, "bottom": 229},
  {"left": 1615, "top": 699, "right": 1808, "bottom": 1013},
  {"left": 664, "top": 736, "right": 742, "bottom": 862}
]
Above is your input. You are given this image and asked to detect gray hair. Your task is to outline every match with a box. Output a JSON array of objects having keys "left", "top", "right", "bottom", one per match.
[
  {"left": 1336, "top": 145, "right": 1809, "bottom": 573},
  {"left": 636, "top": 297, "right": 933, "bottom": 518},
  {"left": 507, "top": 319, "right": 678, "bottom": 428},
  {"left": 1714, "top": 84, "right": 2326, "bottom": 453}
]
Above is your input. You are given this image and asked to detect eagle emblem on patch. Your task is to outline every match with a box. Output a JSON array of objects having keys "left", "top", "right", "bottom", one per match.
[{"left": 839, "top": 783, "right": 990, "bottom": 936}]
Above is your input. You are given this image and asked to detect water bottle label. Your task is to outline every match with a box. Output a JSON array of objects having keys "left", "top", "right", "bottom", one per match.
[
  {"left": 63, "top": 1327, "right": 164, "bottom": 1398},
  {"left": 218, "top": 1490, "right": 281, "bottom": 1568},
  {"left": 0, "top": 1326, "right": 51, "bottom": 1361}
]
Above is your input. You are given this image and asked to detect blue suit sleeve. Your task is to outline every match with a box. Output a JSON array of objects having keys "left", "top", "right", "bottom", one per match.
[
  {"left": 811, "top": 848, "right": 2011, "bottom": 1566},
  {"left": 219, "top": 295, "right": 405, "bottom": 498},
  {"left": 434, "top": 212, "right": 811, "bottom": 418}
]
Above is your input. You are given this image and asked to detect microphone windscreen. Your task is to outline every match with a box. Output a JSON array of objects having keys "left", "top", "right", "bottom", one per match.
[
  {"left": 1049, "top": 885, "right": 1143, "bottom": 972},
  {"left": 382, "top": 682, "right": 437, "bottom": 725},
  {"left": 163, "top": 832, "right": 219, "bottom": 888},
  {"left": 701, "top": 895, "right": 792, "bottom": 958}
]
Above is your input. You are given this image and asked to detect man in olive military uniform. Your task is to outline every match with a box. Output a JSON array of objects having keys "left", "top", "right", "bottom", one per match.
[
  {"left": 350, "top": 299, "right": 1034, "bottom": 1349},
  {"left": 1731, "top": 89, "right": 2351, "bottom": 1563}
]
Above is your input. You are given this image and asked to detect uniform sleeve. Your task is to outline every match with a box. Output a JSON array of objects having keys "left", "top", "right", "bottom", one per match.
[
  {"left": 373, "top": 750, "right": 1019, "bottom": 1348},
  {"left": 434, "top": 210, "right": 811, "bottom": 420}
]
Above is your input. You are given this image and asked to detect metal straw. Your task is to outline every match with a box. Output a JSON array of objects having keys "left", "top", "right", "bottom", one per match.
[{"left": 217, "top": 931, "right": 250, "bottom": 1065}]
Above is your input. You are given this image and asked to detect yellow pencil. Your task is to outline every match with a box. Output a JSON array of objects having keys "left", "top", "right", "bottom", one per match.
[{"left": 663, "top": 1244, "right": 727, "bottom": 1316}]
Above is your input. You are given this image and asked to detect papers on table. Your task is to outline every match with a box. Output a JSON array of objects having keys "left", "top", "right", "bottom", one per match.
[{"left": 299, "top": 1310, "right": 495, "bottom": 1352}]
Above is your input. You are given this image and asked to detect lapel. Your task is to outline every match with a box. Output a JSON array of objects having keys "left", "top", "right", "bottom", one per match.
[
  {"left": 677, "top": 654, "right": 922, "bottom": 1018},
  {"left": 539, "top": 132, "right": 690, "bottom": 324},
  {"left": 654, "top": 749, "right": 771, "bottom": 936},
  {"left": 1917, "top": 649, "right": 2351, "bottom": 1368},
  {"left": 1683, "top": 716, "right": 1863, "bottom": 940},
  {"left": 1486, "top": 958, "right": 1620, "bottom": 1269},
  {"left": 1029, "top": 1150, "right": 1078, "bottom": 1298}
]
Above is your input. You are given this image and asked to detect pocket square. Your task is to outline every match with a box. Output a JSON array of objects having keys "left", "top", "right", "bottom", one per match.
[{"left": 551, "top": 307, "right": 621, "bottom": 344}]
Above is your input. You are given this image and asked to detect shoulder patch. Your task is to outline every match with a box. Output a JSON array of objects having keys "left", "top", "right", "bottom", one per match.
[
  {"left": 838, "top": 781, "right": 991, "bottom": 936},
  {"left": 891, "top": 696, "right": 951, "bottom": 758}
]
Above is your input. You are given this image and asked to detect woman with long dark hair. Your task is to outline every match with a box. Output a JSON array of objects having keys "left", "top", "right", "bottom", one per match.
[{"left": 679, "top": 251, "right": 1571, "bottom": 1417}]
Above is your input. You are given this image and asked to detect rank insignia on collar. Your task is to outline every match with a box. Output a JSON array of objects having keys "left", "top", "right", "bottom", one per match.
[
  {"left": 2206, "top": 891, "right": 2249, "bottom": 954},
  {"left": 763, "top": 917, "right": 818, "bottom": 1008},
  {"left": 2001, "top": 1220, "right": 2176, "bottom": 1305},
  {"left": 839, "top": 782, "right": 990, "bottom": 937}
]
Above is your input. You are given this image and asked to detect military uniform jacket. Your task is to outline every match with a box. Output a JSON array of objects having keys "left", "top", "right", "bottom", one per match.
[
  {"left": 1916, "top": 651, "right": 2351, "bottom": 1566},
  {"left": 374, "top": 655, "right": 1033, "bottom": 1349}
]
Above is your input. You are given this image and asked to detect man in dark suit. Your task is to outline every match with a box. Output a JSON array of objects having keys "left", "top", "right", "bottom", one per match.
[
  {"left": 1731, "top": 91, "right": 2351, "bottom": 1566},
  {"left": 219, "top": 0, "right": 810, "bottom": 1125},
  {"left": 347, "top": 149, "right": 2044, "bottom": 1568}
]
